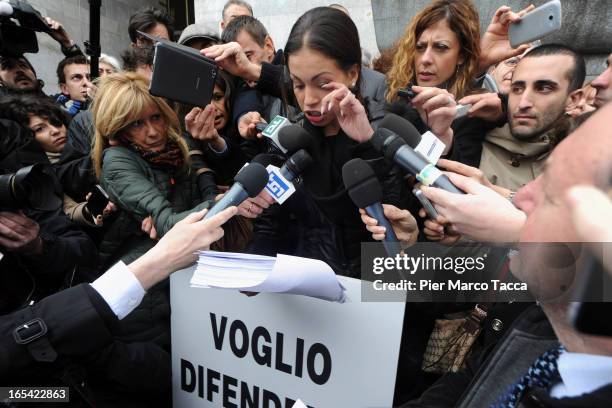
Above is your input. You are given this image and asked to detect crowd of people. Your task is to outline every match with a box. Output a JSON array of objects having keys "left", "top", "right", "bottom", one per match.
[{"left": 0, "top": 0, "right": 611, "bottom": 406}]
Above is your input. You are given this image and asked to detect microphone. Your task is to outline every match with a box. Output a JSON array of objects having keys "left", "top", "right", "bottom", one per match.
[
  {"left": 380, "top": 113, "right": 447, "bottom": 164},
  {"left": 204, "top": 162, "right": 269, "bottom": 219},
  {"left": 371, "top": 127, "right": 464, "bottom": 194},
  {"left": 278, "top": 125, "right": 313, "bottom": 154},
  {"left": 279, "top": 149, "right": 313, "bottom": 182},
  {"left": 342, "top": 158, "right": 402, "bottom": 256},
  {"left": 260, "top": 115, "right": 292, "bottom": 153},
  {"left": 379, "top": 113, "right": 422, "bottom": 147}
]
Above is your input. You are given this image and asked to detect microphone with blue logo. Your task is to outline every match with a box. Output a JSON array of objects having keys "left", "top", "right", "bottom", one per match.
[
  {"left": 342, "top": 158, "right": 402, "bottom": 256},
  {"left": 258, "top": 125, "right": 315, "bottom": 203},
  {"left": 204, "top": 162, "right": 269, "bottom": 219}
]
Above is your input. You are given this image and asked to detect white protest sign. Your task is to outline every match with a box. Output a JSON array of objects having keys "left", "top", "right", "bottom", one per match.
[{"left": 171, "top": 266, "right": 405, "bottom": 408}]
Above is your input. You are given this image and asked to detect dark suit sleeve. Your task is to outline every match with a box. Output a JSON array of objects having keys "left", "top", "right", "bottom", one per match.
[
  {"left": 256, "top": 62, "right": 284, "bottom": 99},
  {"left": 0, "top": 284, "right": 116, "bottom": 381}
]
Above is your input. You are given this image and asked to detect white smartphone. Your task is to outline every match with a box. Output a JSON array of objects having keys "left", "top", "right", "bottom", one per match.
[
  {"left": 509, "top": 0, "right": 562, "bottom": 48},
  {"left": 455, "top": 104, "right": 471, "bottom": 119}
]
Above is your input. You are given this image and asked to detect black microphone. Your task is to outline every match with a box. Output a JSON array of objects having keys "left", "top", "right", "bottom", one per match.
[
  {"left": 278, "top": 125, "right": 313, "bottom": 154},
  {"left": 279, "top": 149, "right": 313, "bottom": 182},
  {"left": 378, "top": 113, "right": 422, "bottom": 147},
  {"left": 204, "top": 162, "right": 269, "bottom": 219},
  {"left": 371, "top": 127, "right": 464, "bottom": 194},
  {"left": 342, "top": 158, "right": 402, "bottom": 256}
]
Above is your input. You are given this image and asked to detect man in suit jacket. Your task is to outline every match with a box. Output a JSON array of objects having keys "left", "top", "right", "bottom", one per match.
[
  {"left": 0, "top": 207, "right": 236, "bottom": 405},
  {"left": 401, "top": 101, "right": 612, "bottom": 407}
]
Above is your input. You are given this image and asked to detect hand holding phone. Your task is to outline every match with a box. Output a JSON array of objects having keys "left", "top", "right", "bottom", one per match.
[
  {"left": 86, "top": 185, "right": 110, "bottom": 219},
  {"left": 509, "top": 0, "right": 562, "bottom": 48}
]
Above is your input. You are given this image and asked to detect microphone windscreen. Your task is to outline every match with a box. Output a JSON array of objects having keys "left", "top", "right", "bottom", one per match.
[
  {"left": 371, "top": 127, "right": 406, "bottom": 160},
  {"left": 235, "top": 162, "right": 270, "bottom": 197},
  {"left": 278, "top": 125, "right": 313, "bottom": 153},
  {"left": 379, "top": 113, "right": 422, "bottom": 147},
  {"left": 287, "top": 149, "right": 313, "bottom": 174},
  {"left": 251, "top": 153, "right": 276, "bottom": 167},
  {"left": 341, "top": 158, "right": 383, "bottom": 208}
]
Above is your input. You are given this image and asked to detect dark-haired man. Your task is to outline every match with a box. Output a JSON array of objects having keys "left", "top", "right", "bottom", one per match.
[
  {"left": 464, "top": 44, "right": 587, "bottom": 192},
  {"left": 0, "top": 56, "right": 42, "bottom": 94},
  {"left": 55, "top": 55, "right": 93, "bottom": 117},
  {"left": 128, "top": 6, "right": 173, "bottom": 47},
  {"left": 222, "top": 15, "right": 284, "bottom": 134}
]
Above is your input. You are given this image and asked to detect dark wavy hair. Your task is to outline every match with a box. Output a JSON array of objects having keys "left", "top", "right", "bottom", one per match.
[{"left": 0, "top": 94, "right": 69, "bottom": 128}]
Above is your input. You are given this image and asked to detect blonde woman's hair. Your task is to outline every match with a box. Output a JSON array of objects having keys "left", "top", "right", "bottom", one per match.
[
  {"left": 386, "top": 0, "right": 481, "bottom": 102},
  {"left": 91, "top": 71, "right": 190, "bottom": 179}
]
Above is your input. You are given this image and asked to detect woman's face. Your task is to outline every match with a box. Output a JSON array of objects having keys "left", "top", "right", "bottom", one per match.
[
  {"left": 99, "top": 62, "right": 116, "bottom": 77},
  {"left": 288, "top": 47, "right": 358, "bottom": 129},
  {"left": 28, "top": 115, "right": 67, "bottom": 153},
  {"left": 211, "top": 83, "right": 229, "bottom": 130},
  {"left": 121, "top": 104, "right": 168, "bottom": 152},
  {"left": 414, "top": 19, "right": 463, "bottom": 88}
]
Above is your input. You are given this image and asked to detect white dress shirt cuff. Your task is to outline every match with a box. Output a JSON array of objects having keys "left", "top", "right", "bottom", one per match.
[{"left": 90, "top": 261, "right": 146, "bottom": 320}]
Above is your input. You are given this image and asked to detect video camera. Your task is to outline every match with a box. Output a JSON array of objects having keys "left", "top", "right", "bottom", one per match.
[
  {"left": 0, "top": 0, "right": 51, "bottom": 56},
  {"left": 0, "top": 164, "right": 62, "bottom": 211}
]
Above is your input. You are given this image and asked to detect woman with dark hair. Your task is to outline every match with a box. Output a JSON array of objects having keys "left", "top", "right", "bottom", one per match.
[
  {"left": 184, "top": 69, "right": 249, "bottom": 186},
  {"left": 0, "top": 94, "right": 116, "bottom": 228},
  {"left": 208, "top": 6, "right": 408, "bottom": 276}
]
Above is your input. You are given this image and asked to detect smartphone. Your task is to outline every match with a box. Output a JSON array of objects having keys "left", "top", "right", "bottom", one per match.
[
  {"left": 143, "top": 31, "right": 218, "bottom": 107},
  {"left": 569, "top": 252, "right": 612, "bottom": 337},
  {"left": 413, "top": 188, "right": 439, "bottom": 219},
  {"left": 509, "top": 0, "right": 562, "bottom": 48},
  {"left": 86, "top": 185, "right": 110, "bottom": 218},
  {"left": 397, "top": 86, "right": 415, "bottom": 101},
  {"left": 455, "top": 104, "right": 471, "bottom": 119}
]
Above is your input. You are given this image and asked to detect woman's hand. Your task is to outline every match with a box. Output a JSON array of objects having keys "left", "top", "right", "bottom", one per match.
[
  {"left": 458, "top": 92, "right": 504, "bottom": 122},
  {"left": 238, "top": 112, "right": 266, "bottom": 140},
  {"left": 219, "top": 189, "right": 274, "bottom": 219},
  {"left": 418, "top": 209, "right": 462, "bottom": 246},
  {"left": 141, "top": 216, "right": 158, "bottom": 240},
  {"left": 411, "top": 86, "right": 456, "bottom": 151},
  {"left": 185, "top": 106, "right": 226, "bottom": 152},
  {"left": 320, "top": 82, "right": 374, "bottom": 142},
  {"left": 360, "top": 204, "right": 419, "bottom": 247},
  {"left": 478, "top": 5, "right": 536, "bottom": 72}
]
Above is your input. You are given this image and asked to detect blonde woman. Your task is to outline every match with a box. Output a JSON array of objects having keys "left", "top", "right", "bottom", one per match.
[{"left": 91, "top": 72, "right": 220, "bottom": 266}]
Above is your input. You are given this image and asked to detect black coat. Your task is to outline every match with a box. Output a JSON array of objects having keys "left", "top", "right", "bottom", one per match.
[
  {"left": 0, "top": 283, "right": 171, "bottom": 407},
  {"left": 399, "top": 305, "right": 612, "bottom": 408}
]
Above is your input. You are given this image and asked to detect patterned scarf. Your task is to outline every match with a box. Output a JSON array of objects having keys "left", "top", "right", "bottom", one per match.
[{"left": 116, "top": 136, "right": 185, "bottom": 170}]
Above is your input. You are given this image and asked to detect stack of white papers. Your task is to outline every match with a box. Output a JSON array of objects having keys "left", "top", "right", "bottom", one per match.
[{"left": 191, "top": 251, "right": 346, "bottom": 302}]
